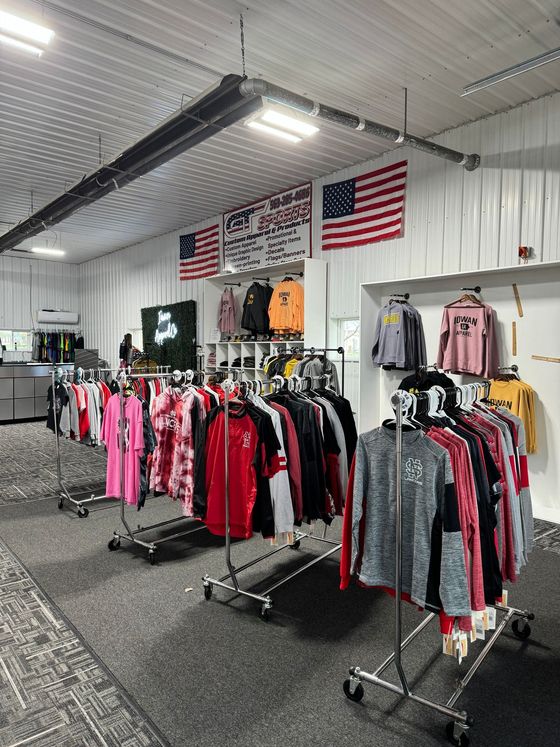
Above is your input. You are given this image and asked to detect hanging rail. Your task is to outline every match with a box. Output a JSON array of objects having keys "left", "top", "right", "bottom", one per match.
[
  {"left": 202, "top": 376, "right": 343, "bottom": 620},
  {"left": 343, "top": 383, "right": 535, "bottom": 744},
  {"left": 107, "top": 369, "right": 206, "bottom": 564}
]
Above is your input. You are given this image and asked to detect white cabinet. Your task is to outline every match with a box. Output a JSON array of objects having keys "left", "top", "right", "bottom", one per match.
[{"left": 203, "top": 258, "right": 327, "bottom": 381}]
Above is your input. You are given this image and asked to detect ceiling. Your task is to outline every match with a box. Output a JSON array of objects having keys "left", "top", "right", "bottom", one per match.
[{"left": 1, "top": 0, "right": 559, "bottom": 263}]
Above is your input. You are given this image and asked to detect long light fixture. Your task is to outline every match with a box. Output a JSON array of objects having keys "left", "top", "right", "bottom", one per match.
[
  {"left": 462, "top": 46, "right": 560, "bottom": 96},
  {"left": 31, "top": 247, "right": 65, "bottom": 257},
  {"left": 246, "top": 104, "right": 320, "bottom": 143},
  {"left": 0, "top": 10, "right": 54, "bottom": 44},
  {"left": 247, "top": 120, "right": 302, "bottom": 143},
  {"left": 0, "top": 10, "right": 54, "bottom": 56},
  {"left": 0, "top": 32, "right": 43, "bottom": 56}
]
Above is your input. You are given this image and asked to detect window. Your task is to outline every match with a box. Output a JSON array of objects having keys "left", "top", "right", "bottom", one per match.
[
  {"left": 339, "top": 318, "right": 360, "bottom": 360},
  {"left": 0, "top": 330, "right": 33, "bottom": 351},
  {"left": 0, "top": 330, "right": 13, "bottom": 351},
  {"left": 13, "top": 331, "right": 33, "bottom": 351},
  {"left": 331, "top": 318, "right": 360, "bottom": 415}
]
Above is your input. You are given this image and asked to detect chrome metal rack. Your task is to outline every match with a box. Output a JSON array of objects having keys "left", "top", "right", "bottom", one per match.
[
  {"left": 107, "top": 369, "right": 206, "bottom": 564},
  {"left": 202, "top": 377, "right": 342, "bottom": 621},
  {"left": 54, "top": 365, "right": 170, "bottom": 517},
  {"left": 342, "top": 385, "right": 535, "bottom": 746}
]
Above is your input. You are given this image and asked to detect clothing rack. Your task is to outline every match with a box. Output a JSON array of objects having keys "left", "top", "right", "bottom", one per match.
[
  {"left": 343, "top": 383, "right": 534, "bottom": 746},
  {"left": 107, "top": 370, "right": 206, "bottom": 564},
  {"left": 460, "top": 286, "right": 482, "bottom": 293},
  {"left": 54, "top": 365, "right": 171, "bottom": 516},
  {"left": 202, "top": 377, "right": 342, "bottom": 621},
  {"left": 51, "top": 367, "right": 106, "bottom": 517},
  {"left": 300, "top": 346, "right": 346, "bottom": 397},
  {"left": 388, "top": 292, "right": 410, "bottom": 300}
]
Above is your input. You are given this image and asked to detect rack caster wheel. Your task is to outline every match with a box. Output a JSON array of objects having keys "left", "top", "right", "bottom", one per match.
[
  {"left": 148, "top": 550, "right": 156, "bottom": 565},
  {"left": 512, "top": 619, "right": 531, "bottom": 639},
  {"left": 289, "top": 540, "right": 301, "bottom": 550},
  {"left": 58, "top": 498, "right": 64, "bottom": 510},
  {"left": 204, "top": 583, "right": 213, "bottom": 601},
  {"left": 343, "top": 678, "right": 364, "bottom": 702},
  {"left": 77, "top": 507, "right": 89, "bottom": 518},
  {"left": 107, "top": 538, "right": 120, "bottom": 551},
  {"left": 446, "top": 722, "right": 470, "bottom": 746},
  {"left": 259, "top": 605, "right": 271, "bottom": 622}
]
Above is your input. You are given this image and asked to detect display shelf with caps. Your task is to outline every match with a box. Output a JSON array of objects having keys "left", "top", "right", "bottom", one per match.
[{"left": 203, "top": 258, "right": 326, "bottom": 381}]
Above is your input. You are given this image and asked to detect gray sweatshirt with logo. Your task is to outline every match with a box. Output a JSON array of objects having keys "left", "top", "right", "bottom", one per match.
[{"left": 352, "top": 426, "right": 470, "bottom": 616}]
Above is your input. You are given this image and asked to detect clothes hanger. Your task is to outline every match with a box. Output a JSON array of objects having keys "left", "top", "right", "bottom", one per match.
[{"left": 445, "top": 286, "right": 484, "bottom": 307}]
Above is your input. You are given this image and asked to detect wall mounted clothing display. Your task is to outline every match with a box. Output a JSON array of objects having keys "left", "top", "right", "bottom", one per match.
[
  {"left": 241, "top": 282, "right": 273, "bottom": 335},
  {"left": 371, "top": 299, "right": 427, "bottom": 370},
  {"left": 33, "top": 331, "right": 77, "bottom": 363},
  {"left": 218, "top": 287, "right": 236, "bottom": 334},
  {"left": 488, "top": 375, "right": 537, "bottom": 453},
  {"left": 437, "top": 292, "right": 499, "bottom": 378},
  {"left": 268, "top": 277, "right": 304, "bottom": 334}
]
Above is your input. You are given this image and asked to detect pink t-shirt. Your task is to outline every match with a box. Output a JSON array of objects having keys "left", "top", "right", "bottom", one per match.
[{"left": 100, "top": 394, "right": 145, "bottom": 505}]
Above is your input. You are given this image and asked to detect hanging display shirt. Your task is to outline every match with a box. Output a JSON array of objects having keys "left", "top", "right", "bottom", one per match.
[
  {"left": 268, "top": 278, "right": 304, "bottom": 334},
  {"left": 100, "top": 394, "right": 145, "bottom": 505},
  {"left": 218, "top": 287, "right": 236, "bottom": 335},
  {"left": 46, "top": 381, "right": 69, "bottom": 435},
  {"left": 437, "top": 301, "right": 499, "bottom": 378}
]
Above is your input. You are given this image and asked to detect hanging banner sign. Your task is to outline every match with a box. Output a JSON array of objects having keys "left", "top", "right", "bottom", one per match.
[{"left": 223, "top": 182, "right": 312, "bottom": 272}]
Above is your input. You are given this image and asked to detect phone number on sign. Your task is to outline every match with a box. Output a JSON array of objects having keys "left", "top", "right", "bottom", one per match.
[
  {"left": 257, "top": 202, "right": 310, "bottom": 231},
  {"left": 268, "top": 186, "right": 311, "bottom": 210}
]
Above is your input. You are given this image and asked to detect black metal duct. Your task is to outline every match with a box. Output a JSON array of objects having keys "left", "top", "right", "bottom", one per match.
[
  {"left": 239, "top": 79, "right": 481, "bottom": 171},
  {"left": 0, "top": 74, "right": 261, "bottom": 255}
]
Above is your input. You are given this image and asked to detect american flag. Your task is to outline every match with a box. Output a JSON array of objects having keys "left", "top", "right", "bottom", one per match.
[
  {"left": 321, "top": 160, "right": 407, "bottom": 250},
  {"left": 179, "top": 224, "right": 220, "bottom": 280}
]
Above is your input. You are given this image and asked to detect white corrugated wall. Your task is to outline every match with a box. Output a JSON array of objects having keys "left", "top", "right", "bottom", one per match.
[
  {"left": 79, "top": 90, "right": 560, "bottom": 362},
  {"left": 0, "top": 255, "right": 80, "bottom": 330},
  {"left": 79, "top": 221, "right": 215, "bottom": 366}
]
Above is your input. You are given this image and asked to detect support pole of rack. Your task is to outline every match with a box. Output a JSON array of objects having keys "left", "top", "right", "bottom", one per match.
[
  {"left": 392, "top": 391, "right": 410, "bottom": 695},
  {"left": 223, "top": 380, "right": 239, "bottom": 590}
]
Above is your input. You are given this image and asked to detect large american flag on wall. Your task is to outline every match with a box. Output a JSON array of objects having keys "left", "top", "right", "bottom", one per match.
[
  {"left": 321, "top": 160, "right": 407, "bottom": 250},
  {"left": 179, "top": 224, "right": 220, "bottom": 280}
]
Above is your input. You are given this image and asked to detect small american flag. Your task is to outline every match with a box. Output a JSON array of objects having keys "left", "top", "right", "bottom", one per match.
[
  {"left": 179, "top": 224, "right": 220, "bottom": 280},
  {"left": 321, "top": 160, "right": 407, "bottom": 250}
]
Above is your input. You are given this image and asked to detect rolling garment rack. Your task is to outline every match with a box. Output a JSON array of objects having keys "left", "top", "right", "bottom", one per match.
[
  {"left": 202, "top": 376, "right": 343, "bottom": 621},
  {"left": 54, "top": 365, "right": 170, "bottom": 517},
  {"left": 343, "top": 383, "right": 535, "bottom": 746},
  {"left": 52, "top": 366, "right": 109, "bottom": 518},
  {"left": 107, "top": 368, "right": 206, "bottom": 564}
]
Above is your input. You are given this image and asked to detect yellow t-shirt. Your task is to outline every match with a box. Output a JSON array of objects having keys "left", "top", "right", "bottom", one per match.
[{"left": 489, "top": 379, "right": 537, "bottom": 452}]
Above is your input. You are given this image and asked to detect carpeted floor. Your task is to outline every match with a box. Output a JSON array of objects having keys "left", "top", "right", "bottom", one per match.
[
  {"left": 0, "top": 421, "right": 106, "bottom": 504},
  {"left": 0, "top": 494, "right": 558, "bottom": 747},
  {"left": 0, "top": 538, "right": 169, "bottom": 746}
]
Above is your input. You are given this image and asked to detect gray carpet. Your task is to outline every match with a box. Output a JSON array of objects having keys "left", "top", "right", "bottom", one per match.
[
  {"left": 0, "top": 537, "right": 169, "bottom": 746},
  {"left": 0, "top": 496, "right": 558, "bottom": 747},
  {"left": 0, "top": 421, "right": 107, "bottom": 504}
]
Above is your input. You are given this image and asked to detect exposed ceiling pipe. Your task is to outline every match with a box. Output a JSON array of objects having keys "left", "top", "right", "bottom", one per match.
[
  {"left": 0, "top": 74, "right": 261, "bottom": 255},
  {"left": 239, "top": 79, "right": 480, "bottom": 171}
]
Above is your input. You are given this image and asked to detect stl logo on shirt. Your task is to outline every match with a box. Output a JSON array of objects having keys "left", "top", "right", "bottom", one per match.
[
  {"left": 404, "top": 458, "right": 423, "bottom": 485},
  {"left": 279, "top": 291, "right": 290, "bottom": 306},
  {"left": 242, "top": 431, "right": 251, "bottom": 449}
]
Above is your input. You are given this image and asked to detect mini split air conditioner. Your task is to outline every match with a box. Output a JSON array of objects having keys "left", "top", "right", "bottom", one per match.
[{"left": 37, "top": 309, "right": 79, "bottom": 325}]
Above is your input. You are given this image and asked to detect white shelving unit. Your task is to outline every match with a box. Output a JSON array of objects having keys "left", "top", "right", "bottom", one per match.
[
  {"left": 203, "top": 258, "right": 327, "bottom": 381},
  {"left": 359, "top": 261, "right": 560, "bottom": 523}
]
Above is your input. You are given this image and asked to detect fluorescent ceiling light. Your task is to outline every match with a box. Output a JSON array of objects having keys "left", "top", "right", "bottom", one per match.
[
  {"left": 0, "top": 32, "right": 43, "bottom": 56},
  {"left": 0, "top": 10, "right": 54, "bottom": 45},
  {"left": 261, "top": 108, "right": 319, "bottom": 136},
  {"left": 247, "top": 120, "right": 302, "bottom": 143},
  {"left": 31, "top": 247, "right": 65, "bottom": 256},
  {"left": 462, "top": 45, "right": 560, "bottom": 96}
]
